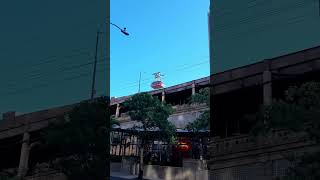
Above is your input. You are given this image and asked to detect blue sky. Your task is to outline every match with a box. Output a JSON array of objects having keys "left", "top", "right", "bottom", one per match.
[
  {"left": 110, "top": 0, "right": 210, "bottom": 97},
  {"left": 0, "top": 0, "right": 209, "bottom": 115}
]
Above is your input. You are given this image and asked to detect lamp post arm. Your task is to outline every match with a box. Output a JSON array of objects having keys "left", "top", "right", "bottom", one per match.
[
  {"left": 110, "top": 22, "right": 123, "bottom": 31},
  {"left": 110, "top": 22, "right": 129, "bottom": 36}
]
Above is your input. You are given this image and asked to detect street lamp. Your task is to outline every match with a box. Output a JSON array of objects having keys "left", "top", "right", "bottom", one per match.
[
  {"left": 90, "top": 22, "right": 129, "bottom": 100},
  {"left": 110, "top": 22, "right": 129, "bottom": 36}
]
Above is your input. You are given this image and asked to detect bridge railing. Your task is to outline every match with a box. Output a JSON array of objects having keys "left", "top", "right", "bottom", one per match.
[
  {"left": 208, "top": 129, "right": 308, "bottom": 157},
  {"left": 171, "top": 103, "right": 208, "bottom": 113}
]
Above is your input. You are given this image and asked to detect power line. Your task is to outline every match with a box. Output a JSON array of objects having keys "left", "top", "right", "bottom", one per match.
[
  {"left": 5, "top": 56, "right": 108, "bottom": 89},
  {"left": 15, "top": 48, "right": 93, "bottom": 70},
  {"left": 214, "top": 13, "right": 311, "bottom": 42},
  {"left": 212, "top": 0, "right": 267, "bottom": 17},
  {"left": 111, "top": 59, "right": 209, "bottom": 93},
  {"left": 111, "top": 60, "right": 208, "bottom": 91},
  {"left": 111, "top": 4, "right": 309, "bottom": 92},
  {"left": 2, "top": 68, "right": 108, "bottom": 97},
  {"left": 213, "top": 0, "right": 313, "bottom": 32},
  {"left": 13, "top": 53, "right": 95, "bottom": 81},
  {"left": 110, "top": 59, "right": 207, "bottom": 89},
  {"left": 213, "top": 1, "right": 310, "bottom": 27},
  {"left": 175, "top": 60, "right": 209, "bottom": 71},
  {"left": 112, "top": 69, "right": 209, "bottom": 97}
]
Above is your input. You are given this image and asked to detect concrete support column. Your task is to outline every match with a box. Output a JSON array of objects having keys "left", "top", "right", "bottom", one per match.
[
  {"left": 17, "top": 132, "right": 30, "bottom": 178},
  {"left": 192, "top": 82, "right": 196, "bottom": 95},
  {"left": 263, "top": 70, "right": 272, "bottom": 106},
  {"left": 162, "top": 90, "right": 165, "bottom": 102},
  {"left": 115, "top": 103, "right": 120, "bottom": 118}
]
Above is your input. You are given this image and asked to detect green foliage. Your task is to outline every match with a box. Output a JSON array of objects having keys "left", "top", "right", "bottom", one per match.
[
  {"left": 185, "top": 111, "right": 209, "bottom": 132},
  {"left": 288, "top": 151, "right": 320, "bottom": 179},
  {"left": 248, "top": 100, "right": 305, "bottom": 137},
  {"left": 123, "top": 93, "right": 175, "bottom": 142},
  {"left": 248, "top": 81, "right": 320, "bottom": 179},
  {"left": 249, "top": 82, "right": 320, "bottom": 139},
  {"left": 185, "top": 87, "right": 210, "bottom": 131},
  {"left": 0, "top": 176, "right": 17, "bottom": 180},
  {"left": 0, "top": 171, "right": 18, "bottom": 180},
  {"left": 110, "top": 115, "right": 119, "bottom": 127},
  {"left": 43, "top": 96, "right": 109, "bottom": 180},
  {"left": 277, "top": 151, "right": 320, "bottom": 180},
  {"left": 189, "top": 87, "right": 210, "bottom": 106}
]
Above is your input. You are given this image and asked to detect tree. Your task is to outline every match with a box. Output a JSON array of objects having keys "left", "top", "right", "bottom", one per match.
[
  {"left": 0, "top": 168, "right": 20, "bottom": 180},
  {"left": 42, "top": 96, "right": 110, "bottom": 180},
  {"left": 185, "top": 87, "right": 210, "bottom": 131},
  {"left": 184, "top": 87, "right": 210, "bottom": 160},
  {"left": 110, "top": 115, "right": 119, "bottom": 128},
  {"left": 123, "top": 93, "right": 175, "bottom": 179},
  {"left": 0, "top": 176, "right": 17, "bottom": 180},
  {"left": 248, "top": 82, "right": 320, "bottom": 179},
  {"left": 0, "top": 170, "right": 18, "bottom": 180}
]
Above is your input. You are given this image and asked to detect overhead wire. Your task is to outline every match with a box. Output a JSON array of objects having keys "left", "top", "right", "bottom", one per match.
[
  {"left": 111, "top": 1, "right": 312, "bottom": 94},
  {"left": 2, "top": 67, "right": 108, "bottom": 96},
  {"left": 12, "top": 48, "right": 93, "bottom": 73},
  {"left": 213, "top": 0, "right": 310, "bottom": 31},
  {"left": 214, "top": 13, "right": 313, "bottom": 42},
  {"left": 5, "top": 1, "right": 312, "bottom": 97},
  {"left": 113, "top": 0, "right": 312, "bottom": 94},
  {"left": 212, "top": 0, "right": 267, "bottom": 17},
  {"left": 111, "top": 57, "right": 209, "bottom": 90},
  {"left": 12, "top": 53, "right": 94, "bottom": 80},
  {"left": 1, "top": 28, "right": 108, "bottom": 96},
  {"left": 111, "top": 59, "right": 208, "bottom": 91},
  {"left": 5, "top": 56, "right": 108, "bottom": 90},
  {"left": 111, "top": 58, "right": 209, "bottom": 93},
  {"left": 210, "top": 1, "right": 317, "bottom": 43}
]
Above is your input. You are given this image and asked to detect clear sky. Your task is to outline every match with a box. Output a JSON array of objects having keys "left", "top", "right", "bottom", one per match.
[
  {"left": 110, "top": 0, "right": 210, "bottom": 98},
  {"left": 0, "top": 1, "right": 210, "bottom": 116}
]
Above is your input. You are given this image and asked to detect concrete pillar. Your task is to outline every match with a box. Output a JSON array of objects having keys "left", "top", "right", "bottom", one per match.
[
  {"left": 115, "top": 104, "right": 120, "bottom": 118},
  {"left": 162, "top": 90, "right": 165, "bottom": 102},
  {"left": 263, "top": 70, "right": 272, "bottom": 106},
  {"left": 17, "top": 132, "right": 30, "bottom": 178},
  {"left": 192, "top": 82, "right": 196, "bottom": 95}
]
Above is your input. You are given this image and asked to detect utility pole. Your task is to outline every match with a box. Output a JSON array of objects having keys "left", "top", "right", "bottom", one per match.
[
  {"left": 91, "top": 30, "right": 100, "bottom": 100},
  {"left": 138, "top": 72, "right": 141, "bottom": 93},
  {"left": 90, "top": 23, "right": 128, "bottom": 100}
]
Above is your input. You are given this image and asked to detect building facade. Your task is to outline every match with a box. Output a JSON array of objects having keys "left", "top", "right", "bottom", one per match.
[
  {"left": 208, "top": 0, "right": 320, "bottom": 178},
  {"left": 209, "top": 0, "right": 320, "bottom": 74},
  {"left": 110, "top": 77, "right": 210, "bottom": 131},
  {"left": 208, "top": 42, "right": 320, "bottom": 179},
  {"left": 0, "top": 45, "right": 320, "bottom": 179}
]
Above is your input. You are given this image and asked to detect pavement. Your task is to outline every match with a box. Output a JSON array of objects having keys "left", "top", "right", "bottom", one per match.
[
  {"left": 110, "top": 176, "right": 153, "bottom": 180},
  {"left": 110, "top": 165, "right": 163, "bottom": 180},
  {"left": 110, "top": 172, "right": 162, "bottom": 180},
  {"left": 110, "top": 177, "right": 136, "bottom": 180},
  {"left": 110, "top": 171, "right": 137, "bottom": 179}
]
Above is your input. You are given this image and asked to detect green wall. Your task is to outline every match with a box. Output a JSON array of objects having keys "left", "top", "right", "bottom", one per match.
[{"left": 209, "top": 0, "right": 320, "bottom": 74}]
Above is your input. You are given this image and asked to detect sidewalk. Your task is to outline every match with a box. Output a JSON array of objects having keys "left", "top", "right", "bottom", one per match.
[
  {"left": 110, "top": 171, "right": 137, "bottom": 179},
  {"left": 110, "top": 171, "right": 164, "bottom": 180}
]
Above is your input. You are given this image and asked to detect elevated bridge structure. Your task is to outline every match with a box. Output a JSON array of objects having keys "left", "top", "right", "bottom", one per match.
[{"left": 0, "top": 46, "right": 320, "bottom": 179}]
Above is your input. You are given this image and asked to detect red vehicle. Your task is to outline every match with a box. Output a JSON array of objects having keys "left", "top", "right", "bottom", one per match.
[
  {"left": 151, "top": 72, "right": 165, "bottom": 89},
  {"left": 151, "top": 81, "right": 165, "bottom": 89},
  {"left": 172, "top": 137, "right": 192, "bottom": 159}
]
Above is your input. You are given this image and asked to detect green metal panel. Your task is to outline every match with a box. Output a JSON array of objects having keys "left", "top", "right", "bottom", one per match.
[{"left": 209, "top": 0, "right": 320, "bottom": 73}]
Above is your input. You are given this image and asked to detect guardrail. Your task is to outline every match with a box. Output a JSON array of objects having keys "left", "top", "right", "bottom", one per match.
[
  {"left": 24, "top": 170, "right": 66, "bottom": 180},
  {"left": 208, "top": 129, "right": 308, "bottom": 157},
  {"left": 172, "top": 103, "right": 208, "bottom": 113}
]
